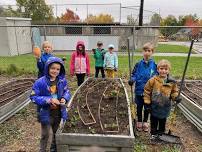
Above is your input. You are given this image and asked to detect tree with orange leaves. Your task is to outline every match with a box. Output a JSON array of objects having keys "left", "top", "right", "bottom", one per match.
[
  {"left": 60, "top": 9, "right": 80, "bottom": 23},
  {"left": 85, "top": 13, "right": 114, "bottom": 23},
  {"left": 185, "top": 16, "right": 200, "bottom": 40}
]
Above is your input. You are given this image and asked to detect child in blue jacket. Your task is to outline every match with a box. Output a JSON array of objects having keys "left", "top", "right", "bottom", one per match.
[
  {"left": 30, "top": 57, "right": 71, "bottom": 152},
  {"left": 36, "top": 41, "right": 54, "bottom": 78},
  {"left": 128, "top": 42, "right": 157, "bottom": 132}
]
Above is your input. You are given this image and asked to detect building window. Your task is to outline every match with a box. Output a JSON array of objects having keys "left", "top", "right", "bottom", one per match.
[
  {"left": 94, "top": 27, "right": 111, "bottom": 34},
  {"left": 65, "top": 27, "right": 82, "bottom": 35}
]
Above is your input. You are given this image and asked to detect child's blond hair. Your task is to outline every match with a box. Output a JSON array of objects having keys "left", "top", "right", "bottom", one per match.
[
  {"left": 42, "top": 41, "right": 52, "bottom": 50},
  {"left": 157, "top": 59, "right": 171, "bottom": 70},
  {"left": 143, "top": 42, "right": 154, "bottom": 52}
]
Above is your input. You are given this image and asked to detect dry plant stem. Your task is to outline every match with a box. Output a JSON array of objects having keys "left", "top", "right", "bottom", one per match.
[
  {"left": 98, "top": 81, "right": 120, "bottom": 133},
  {"left": 77, "top": 80, "right": 105, "bottom": 125},
  {"left": 0, "top": 88, "right": 30, "bottom": 103},
  {"left": 0, "top": 80, "right": 33, "bottom": 103},
  {"left": 184, "top": 83, "right": 202, "bottom": 106},
  {"left": 105, "top": 89, "right": 120, "bottom": 133},
  {"left": 0, "top": 83, "right": 32, "bottom": 97}
]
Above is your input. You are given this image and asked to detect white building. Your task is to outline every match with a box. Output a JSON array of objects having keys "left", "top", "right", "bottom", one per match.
[{"left": 0, "top": 17, "right": 32, "bottom": 56}]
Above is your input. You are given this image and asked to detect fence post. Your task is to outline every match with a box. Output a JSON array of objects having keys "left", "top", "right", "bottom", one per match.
[{"left": 119, "top": 3, "right": 122, "bottom": 24}]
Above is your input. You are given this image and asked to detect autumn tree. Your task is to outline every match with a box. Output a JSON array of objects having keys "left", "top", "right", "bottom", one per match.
[
  {"left": 16, "top": 0, "right": 54, "bottom": 22},
  {"left": 160, "top": 15, "right": 178, "bottom": 37},
  {"left": 178, "top": 14, "right": 198, "bottom": 26},
  {"left": 59, "top": 9, "right": 80, "bottom": 23},
  {"left": 0, "top": 6, "right": 21, "bottom": 17},
  {"left": 184, "top": 15, "right": 200, "bottom": 40},
  {"left": 85, "top": 13, "right": 114, "bottom": 23}
]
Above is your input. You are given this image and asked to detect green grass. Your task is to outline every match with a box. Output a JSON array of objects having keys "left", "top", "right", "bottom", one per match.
[
  {"left": 135, "top": 44, "right": 191, "bottom": 53},
  {"left": 156, "top": 44, "right": 190, "bottom": 53},
  {"left": 0, "top": 54, "right": 202, "bottom": 79}
]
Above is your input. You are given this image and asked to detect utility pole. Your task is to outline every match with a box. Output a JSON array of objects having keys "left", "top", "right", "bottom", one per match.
[
  {"left": 138, "top": 0, "right": 144, "bottom": 28},
  {"left": 86, "top": 4, "right": 89, "bottom": 24}
]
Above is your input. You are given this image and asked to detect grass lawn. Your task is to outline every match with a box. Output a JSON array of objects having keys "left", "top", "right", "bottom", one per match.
[
  {"left": 135, "top": 44, "right": 192, "bottom": 53},
  {"left": 0, "top": 54, "right": 202, "bottom": 79}
]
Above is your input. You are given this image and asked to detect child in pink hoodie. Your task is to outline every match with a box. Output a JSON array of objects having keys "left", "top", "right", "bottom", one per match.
[{"left": 70, "top": 41, "right": 90, "bottom": 86}]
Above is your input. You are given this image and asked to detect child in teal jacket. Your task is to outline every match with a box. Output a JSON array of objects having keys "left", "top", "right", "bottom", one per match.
[{"left": 93, "top": 41, "right": 106, "bottom": 78}]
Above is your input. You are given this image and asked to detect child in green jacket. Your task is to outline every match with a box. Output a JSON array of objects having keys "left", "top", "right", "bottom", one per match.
[{"left": 92, "top": 41, "right": 106, "bottom": 78}]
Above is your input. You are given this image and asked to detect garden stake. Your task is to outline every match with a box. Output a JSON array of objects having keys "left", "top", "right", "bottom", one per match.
[
  {"left": 127, "top": 38, "right": 136, "bottom": 136},
  {"left": 169, "top": 39, "right": 195, "bottom": 134},
  {"left": 77, "top": 81, "right": 106, "bottom": 125}
]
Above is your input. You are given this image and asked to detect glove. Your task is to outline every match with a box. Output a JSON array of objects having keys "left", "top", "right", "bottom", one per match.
[
  {"left": 128, "top": 80, "right": 134, "bottom": 86},
  {"left": 175, "top": 97, "right": 182, "bottom": 104},
  {"left": 144, "top": 104, "right": 152, "bottom": 113}
]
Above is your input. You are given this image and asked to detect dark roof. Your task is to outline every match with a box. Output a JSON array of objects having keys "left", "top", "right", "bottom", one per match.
[{"left": 32, "top": 21, "right": 121, "bottom": 26}]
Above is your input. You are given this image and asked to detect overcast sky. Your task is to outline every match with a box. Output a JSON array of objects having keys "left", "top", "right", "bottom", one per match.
[{"left": 1, "top": 0, "right": 202, "bottom": 22}]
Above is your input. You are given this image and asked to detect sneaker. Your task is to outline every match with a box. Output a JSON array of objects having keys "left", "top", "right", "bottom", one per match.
[
  {"left": 136, "top": 122, "right": 143, "bottom": 131},
  {"left": 150, "top": 134, "right": 158, "bottom": 141},
  {"left": 143, "top": 122, "right": 149, "bottom": 132}
]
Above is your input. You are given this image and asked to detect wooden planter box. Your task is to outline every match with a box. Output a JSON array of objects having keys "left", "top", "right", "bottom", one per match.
[{"left": 56, "top": 78, "right": 134, "bottom": 152}]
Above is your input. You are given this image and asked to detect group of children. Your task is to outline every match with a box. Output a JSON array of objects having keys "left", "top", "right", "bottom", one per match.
[
  {"left": 30, "top": 40, "right": 181, "bottom": 152},
  {"left": 31, "top": 40, "right": 118, "bottom": 152}
]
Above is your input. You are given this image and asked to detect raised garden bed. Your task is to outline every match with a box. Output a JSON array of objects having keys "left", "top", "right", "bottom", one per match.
[
  {"left": 0, "top": 78, "right": 35, "bottom": 123},
  {"left": 179, "top": 80, "right": 202, "bottom": 133},
  {"left": 0, "top": 78, "right": 35, "bottom": 107},
  {"left": 181, "top": 81, "right": 202, "bottom": 107},
  {"left": 56, "top": 78, "right": 134, "bottom": 152}
]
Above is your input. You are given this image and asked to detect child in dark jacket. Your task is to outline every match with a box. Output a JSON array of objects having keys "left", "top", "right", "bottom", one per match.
[
  {"left": 36, "top": 41, "right": 54, "bottom": 78},
  {"left": 144, "top": 59, "right": 181, "bottom": 140},
  {"left": 30, "top": 57, "right": 71, "bottom": 152},
  {"left": 128, "top": 42, "right": 157, "bottom": 132},
  {"left": 93, "top": 41, "right": 106, "bottom": 78},
  {"left": 70, "top": 41, "right": 90, "bottom": 86}
]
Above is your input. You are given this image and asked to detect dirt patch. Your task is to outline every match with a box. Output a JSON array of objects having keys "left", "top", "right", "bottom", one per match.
[
  {"left": 63, "top": 78, "right": 130, "bottom": 135},
  {"left": 0, "top": 103, "right": 40, "bottom": 152},
  {"left": 182, "top": 81, "right": 202, "bottom": 107}
]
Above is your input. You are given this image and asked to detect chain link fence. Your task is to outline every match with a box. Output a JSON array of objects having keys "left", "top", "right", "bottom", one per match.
[
  {"left": 0, "top": 22, "right": 202, "bottom": 78},
  {"left": 0, "top": 3, "right": 158, "bottom": 24}
]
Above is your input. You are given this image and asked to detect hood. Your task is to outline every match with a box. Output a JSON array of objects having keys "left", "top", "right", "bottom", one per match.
[
  {"left": 155, "top": 75, "right": 174, "bottom": 85},
  {"left": 76, "top": 41, "right": 85, "bottom": 51},
  {"left": 142, "top": 58, "right": 154, "bottom": 63},
  {"left": 44, "top": 57, "right": 65, "bottom": 79}
]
